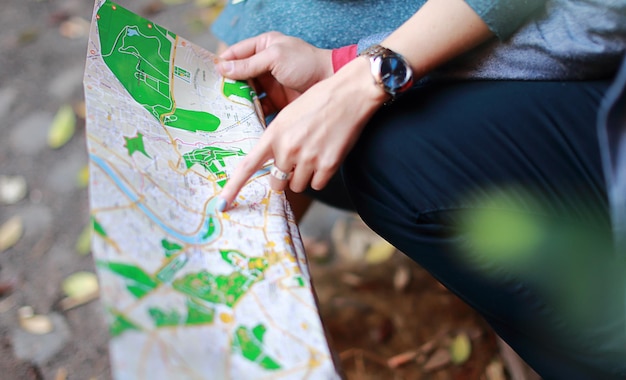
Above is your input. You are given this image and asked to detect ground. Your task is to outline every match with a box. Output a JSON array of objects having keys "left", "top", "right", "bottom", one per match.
[{"left": 0, "top": 1, "right": 536, "bottom": 379}]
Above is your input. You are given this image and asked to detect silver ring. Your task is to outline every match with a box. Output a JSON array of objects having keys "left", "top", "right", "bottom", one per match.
[{"left": 270, "top": 165, "right": 292, "bottom": 181}]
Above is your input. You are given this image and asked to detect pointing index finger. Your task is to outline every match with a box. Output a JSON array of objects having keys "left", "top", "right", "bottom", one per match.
[{"left": 217, "top": 137, "right": 272, "bottom": 211}]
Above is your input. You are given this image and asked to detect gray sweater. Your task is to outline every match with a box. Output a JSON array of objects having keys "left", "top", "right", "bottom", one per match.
[{"left": 212, "top": 0, "right": 626, "bottom": 80}]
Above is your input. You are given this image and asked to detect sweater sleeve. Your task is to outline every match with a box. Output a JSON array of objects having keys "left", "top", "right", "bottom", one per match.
[
  {"left": 356, "top": 0, "right": 547, "bottom": 52},
  {"left": 464, "top": 0, "right": 547, "bottom": 40}
]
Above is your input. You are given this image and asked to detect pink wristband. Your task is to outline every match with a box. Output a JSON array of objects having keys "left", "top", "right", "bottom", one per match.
[{"left": 331, "top": 44, "right": 358, "bottom": 73}]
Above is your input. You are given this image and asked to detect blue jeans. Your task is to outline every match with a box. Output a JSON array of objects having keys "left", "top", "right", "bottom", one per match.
[{"left": 310, "top": 80, "right": 626, "bottom": 379}]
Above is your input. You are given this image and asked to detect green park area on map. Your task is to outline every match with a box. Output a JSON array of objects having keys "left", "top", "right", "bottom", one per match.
[
  {"left": 96, "top": 247, "right": 269, "bottom": 322},
  {"left": 97, "top": 0, "right": 222, "bottom": 133},
  {"left": 183, "top": 146, "right": 246, "bottom": 187},
  {"left": 233, "top": 324, "right": 282, "bottom": 370},
  {"left": 96, "top": 245, "right": 281, "bottom": 369}
]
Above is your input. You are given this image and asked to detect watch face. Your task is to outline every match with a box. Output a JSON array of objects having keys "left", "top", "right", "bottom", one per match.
[{"left": 380, "top": 56, "right": 410, "bottom": 90}]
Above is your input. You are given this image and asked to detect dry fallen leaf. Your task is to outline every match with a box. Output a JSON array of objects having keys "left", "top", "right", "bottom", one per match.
[
  {"left": 340, "top": 272, "right": 362, "bottom": 287},
  {"left": 193, "top": 0, "right": 226, "bottom": 26},
  {"left": 387, "top": 350, "right": 417, "bottom": 369},
  {"left": 0, "top": 215, "right": 24, "bottom": 252},
  {"left": 364, "top": 239, "right": 395, "bottom": 265},
  {"left": 59, "top": 17, "right": 90, "bottom": 39},
  {"left": 73, "top": 100, "right": 86, "bottom": 119},
  {"left": 142, "top": 1, "right": 166, "bottom": 16},
  {"left": 485, "top": 360, "right": 506, "bottom": 380},
  {"left": 0, "top": 175, "right": 27, "bottom": 205},
  {"left": 0, "top": 280, "right": 16, "bottom": 297},
  {"left": 195, "top": 0, "right": 221, "bottom": 6},
  {"left": 55, "top": 367, "right": 68, "bottom": 380},
  {"left": 21, "top": 315, "right": 54, "bottom": 334},
  {"left": 18, "top": 306, "right": 54, "bottom": 334},
  {"left": 60, "top": 271, "right": 99, "bottom": 310},
  {"left": 48, "top": 104, "right": 76, "bottom": 149},
  {"left": 18, "top": 28, "right": 39, "bottom": 44},
  {"left": 18, "top": 306, "right": 34, "bottom": 319},
  {"left": 62, "top": 271, "right": 99, "bottom": 299},
  {"left": 423, "top": 348, "right": 451, "bottom": 372},
  {"left": 393, "top": 265, "right": 411, "bottom": 291},
  {"left": 76, "top": 165, "right": 90, "bottom": 189},
  {"left": 449, "top": 332, "right": 472, "bottom": 365},
  {"left": 302, "top": 236, "right": 330, "bottom": 262},
  {"left": 60, "top": 291, "right": 99, "bottom": 311},
  {"left": 48, "top": 10, "right": 72, "bottom": 25},
  {"left": 75, "top": 223, "right": 92, "bottom": 255}
]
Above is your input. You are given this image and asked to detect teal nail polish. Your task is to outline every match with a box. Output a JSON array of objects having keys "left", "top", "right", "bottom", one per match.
[{"left": 215, "top": 197, "right": 227, "bottom": 212}]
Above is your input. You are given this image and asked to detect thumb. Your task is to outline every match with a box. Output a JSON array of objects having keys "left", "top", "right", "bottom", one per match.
[{"left": 217, "top": 51, "right": 275, "bottom": 80}]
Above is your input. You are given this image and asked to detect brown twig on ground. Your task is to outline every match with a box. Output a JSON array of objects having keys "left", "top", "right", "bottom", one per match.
[{"left": 31, "top": 228, "right": 56, "bottom": 258}]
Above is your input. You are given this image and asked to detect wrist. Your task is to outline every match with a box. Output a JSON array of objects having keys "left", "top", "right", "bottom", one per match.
[{"left": 336, "top": 56, "right": 390, "bottom": 108}]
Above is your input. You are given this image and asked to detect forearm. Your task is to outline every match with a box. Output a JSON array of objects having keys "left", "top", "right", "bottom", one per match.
[{"left": 381, "top": 0, "right": 494, "bottom": 80}]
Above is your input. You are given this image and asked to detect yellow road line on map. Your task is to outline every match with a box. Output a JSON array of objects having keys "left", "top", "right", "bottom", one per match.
[
  {"left": 88, "top": 134, "right": 205, "bottom": 215},
  {"left": 138, "top": 331, "right": 205, "bottom": 380},
  {"left": 249, "top": 291, "right": 329, "bottom": 362}
]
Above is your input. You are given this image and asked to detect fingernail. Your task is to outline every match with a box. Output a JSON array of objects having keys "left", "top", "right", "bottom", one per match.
[
  {"left": 219, "top": 61, "right": 234, "bottom": 74},
  {"left": 215, "top": 197, "right": 228, "bottom": 212}
]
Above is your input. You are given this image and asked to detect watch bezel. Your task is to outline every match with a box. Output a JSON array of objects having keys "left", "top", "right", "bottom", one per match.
[
  {"left": 370, "top": 54, "right": 414, "bottom": 97},
  {"left": 361, "top": 45, "right": 414, "bottom": 99}
]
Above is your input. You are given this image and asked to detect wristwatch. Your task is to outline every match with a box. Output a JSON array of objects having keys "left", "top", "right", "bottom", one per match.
[{"left": 359, "top": 44, "right": 414, "bottom": 101}]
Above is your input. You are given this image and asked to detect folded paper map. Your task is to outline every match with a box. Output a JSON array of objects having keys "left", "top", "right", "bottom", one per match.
[{"left": 83, "top": 1, "right": 340, "bottom": 378}]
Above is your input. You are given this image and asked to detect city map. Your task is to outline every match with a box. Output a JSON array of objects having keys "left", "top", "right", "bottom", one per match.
[{"left": 83, "top": 1, "right": 340, "bottom": 378}]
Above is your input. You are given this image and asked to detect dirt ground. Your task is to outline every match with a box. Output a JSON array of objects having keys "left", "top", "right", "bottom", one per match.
[{"left": 0, "top": 1, "right": 533, "bottom": 379}]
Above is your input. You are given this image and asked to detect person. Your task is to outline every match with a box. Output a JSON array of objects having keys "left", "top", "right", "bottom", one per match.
[{"left": 210, "top": 0, "right": 626, "bottom": 378}]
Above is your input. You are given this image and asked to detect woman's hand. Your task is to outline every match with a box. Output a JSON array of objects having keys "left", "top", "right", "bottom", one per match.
[
  {"left": 215, "top": 0, "right": 494, "bottom": 211},
  {"left": 218, "top": 32, "right": 334, "bottom": 114},
  {"left": 217, "top": 57, "right": 388, "bottom": 210}
]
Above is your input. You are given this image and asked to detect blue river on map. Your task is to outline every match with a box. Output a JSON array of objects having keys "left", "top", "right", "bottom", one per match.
[
  {"left": 90, "top": 154, "right": 270, "bottom": 245},
  {"left": 90, "top": 154, "right": 221, "bottom": 244}
]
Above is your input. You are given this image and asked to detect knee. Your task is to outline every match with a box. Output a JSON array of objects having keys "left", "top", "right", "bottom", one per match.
[{"left": 341, "top": 115, "right": 448, "bottom": 230}]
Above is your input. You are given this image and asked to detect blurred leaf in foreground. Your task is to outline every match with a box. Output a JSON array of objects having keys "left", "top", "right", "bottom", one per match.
[
  {"left": 459, "top": 190, "right": 544, "bottom": 268},
  {"left": 457, "top": 186, "right": 626, "bottom": 337}
]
